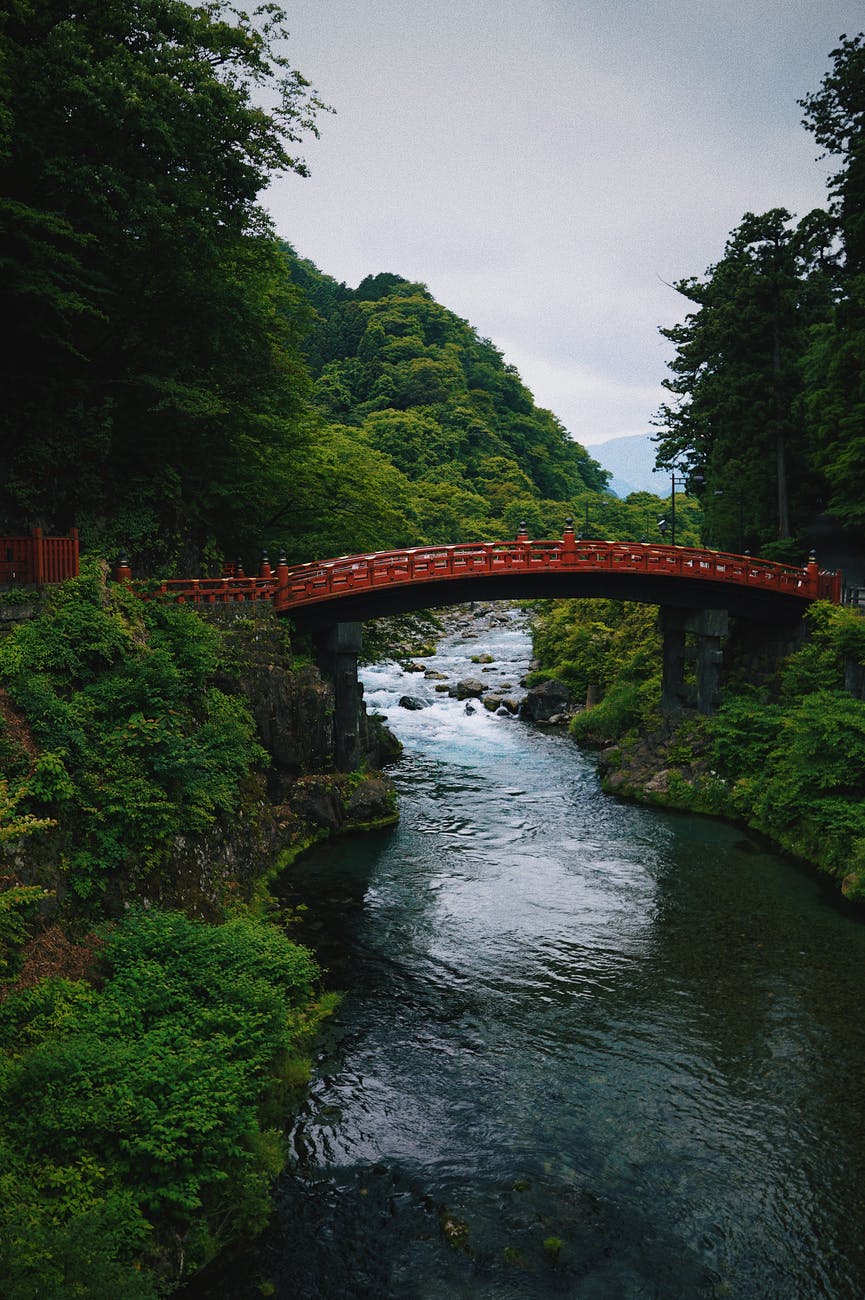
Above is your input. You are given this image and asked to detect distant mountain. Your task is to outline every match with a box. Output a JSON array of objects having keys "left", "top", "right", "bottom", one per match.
[{"left": 590, "top": 434, "right": 669, "bottom": 497}]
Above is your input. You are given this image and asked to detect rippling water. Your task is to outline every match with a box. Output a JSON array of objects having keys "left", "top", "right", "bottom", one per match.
[{"left": 188, "top": 607, "right": 865, "bottom": 1299}]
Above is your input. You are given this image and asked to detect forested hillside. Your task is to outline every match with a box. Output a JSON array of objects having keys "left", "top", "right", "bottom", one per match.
[
  {"left": 277, "top": 255, "right": 611, "bottom": 556},
  {"left": 0, "top": 0, "right": 693, "bottom": 575}
]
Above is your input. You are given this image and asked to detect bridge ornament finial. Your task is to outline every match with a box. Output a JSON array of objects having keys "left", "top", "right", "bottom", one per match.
[{"left": 113, "top": 552, "right": 132, "bottom": 584}]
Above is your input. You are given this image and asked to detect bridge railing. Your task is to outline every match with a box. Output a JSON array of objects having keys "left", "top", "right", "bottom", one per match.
[
  {"left": 145, "top": 577, "right": 278, "bottom": 605},
  {"left": 272, "top": 538, "right": 840, "bottom": 611},
  {"left": 110, "top": 535, "right": 841, "bottom": 611}
]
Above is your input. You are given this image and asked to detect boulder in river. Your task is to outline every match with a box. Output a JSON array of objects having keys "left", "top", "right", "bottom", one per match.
[
  {"left": 521, "top": 679, "right": 576, "bottom": 722},
  {"left": 398, "top": 695, "right": 429, "bottom": 710},
  {"left": 456, "top": 678, "right": 485, "bottom": 700}
]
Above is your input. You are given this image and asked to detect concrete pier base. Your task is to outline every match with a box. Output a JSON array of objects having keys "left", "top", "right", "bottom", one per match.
[
  {"left": 660, "top": 607, "right": 728, "bottom": 715},
  {"left": 314, "top": 621, "right": 363, "bottom": 771}
]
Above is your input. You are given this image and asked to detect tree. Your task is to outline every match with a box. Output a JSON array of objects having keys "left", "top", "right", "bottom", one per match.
[
  {"left": 799, "top": 33, "right": 865, "bottom": 533},
  {"left": 0, "top": 0, "right": 328, "bottom": 568},
  {"left": 653, "top": 209, "right": 835, "bottom": 553}
]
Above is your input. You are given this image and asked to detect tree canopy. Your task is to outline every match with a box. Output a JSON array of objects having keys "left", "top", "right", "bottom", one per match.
[{"left": 0, "top": 0, "right": 328, "bottom": 568}]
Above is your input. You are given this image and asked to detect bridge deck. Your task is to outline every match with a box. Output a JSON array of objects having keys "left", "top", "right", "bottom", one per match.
[
  {"left": 137, "top": 537, "right": 841, "bottom": 630},
  {"left": 272, "top": 539, "right": 840, "bottom": 629}
]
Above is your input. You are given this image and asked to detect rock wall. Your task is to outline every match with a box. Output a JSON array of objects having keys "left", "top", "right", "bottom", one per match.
[{"left": 204, "top": 605, "right": 400, "bottom": 889}]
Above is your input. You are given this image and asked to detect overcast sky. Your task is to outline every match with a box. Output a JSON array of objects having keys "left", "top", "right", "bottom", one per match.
[{"left": 264, "top": 1, "right": 862, "bottom": 449}]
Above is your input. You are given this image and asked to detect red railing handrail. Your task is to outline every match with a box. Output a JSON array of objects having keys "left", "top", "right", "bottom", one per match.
[
  {"left": 269, "top": 538, "right": 841, "bottom": 611},
  {"left": 110, "top": 536, "right": 842, "bottom": 610}
]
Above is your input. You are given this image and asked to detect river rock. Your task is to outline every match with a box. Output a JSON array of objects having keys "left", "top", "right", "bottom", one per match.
[
  {"left": 424, "top": 669, "right": 448, "bottom": 680},
  {"left": 456, "top": 677, "right": 485, "bottom": 700},
  {"left": 644, "top": 769, "right": 672, "bottom": 795},
  {"left": 521, "top": 678, "right": 576, "bottom": 722},
  {"left": 483, "top": 694, "right": 503, "bottom": 711},
  {"left": 501, "top": 697, "right": 522, "bottom": 714},
  {"left": 471, "top": 653, "right": 495, "bottom": 664},
  {"left": 398, "top": 695, "right": 429, "bottom": 710}
]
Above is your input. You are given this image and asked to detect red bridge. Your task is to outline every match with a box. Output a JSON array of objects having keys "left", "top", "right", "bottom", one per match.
[
  {"left": 140, "top": 529, "right": 841, "bottom": 631},
  {"left": 116, "top": 529, "right": 843, "bottom": 763}
]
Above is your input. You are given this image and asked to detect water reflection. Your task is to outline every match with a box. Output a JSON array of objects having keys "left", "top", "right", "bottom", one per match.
[{"left": 186, "top": 607, "right": 865, "bottom": 1300}]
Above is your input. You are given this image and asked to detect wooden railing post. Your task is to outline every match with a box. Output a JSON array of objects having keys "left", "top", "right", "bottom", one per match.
[
  {"left": 805, "top": 550, "right": 820, "bottom": 598},
  {"left": 32, "top": 527, "right": 44, "bottom": 586},
  {"left": 113, "top": 552, "right": 132, "bottom": 584}
]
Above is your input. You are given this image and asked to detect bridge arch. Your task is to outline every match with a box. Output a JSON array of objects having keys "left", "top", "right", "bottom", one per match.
[
  {"left": 134, "top": 531, "right": 841, "bottom": 770},
  {"left": 273, "top": 535, "right": 839, "bottom": 633}
]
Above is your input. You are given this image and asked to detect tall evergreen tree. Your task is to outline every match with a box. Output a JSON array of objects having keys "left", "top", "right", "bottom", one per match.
[
  {"left": 800, "top": 33, "right": 865, "bottom": 534},
  {"left": 653, "top": 209, "right": 835, "bottom": 554}
]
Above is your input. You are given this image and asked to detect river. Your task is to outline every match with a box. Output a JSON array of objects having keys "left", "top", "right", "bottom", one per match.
[{"left": 189, "top": 604, "right": 865, "bottom": 1299}]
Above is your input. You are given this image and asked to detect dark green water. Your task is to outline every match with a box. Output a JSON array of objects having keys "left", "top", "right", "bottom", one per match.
[{"left": 191, "top": 610, "right": 865, "bottom": 1299}]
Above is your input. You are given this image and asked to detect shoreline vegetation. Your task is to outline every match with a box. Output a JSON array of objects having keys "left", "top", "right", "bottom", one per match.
[
  {"left": 527, "top": 597, "right": 865, "bottom": 906},
  {"left": 0, "top": 564, "right": 398, "bottom": 1298}
]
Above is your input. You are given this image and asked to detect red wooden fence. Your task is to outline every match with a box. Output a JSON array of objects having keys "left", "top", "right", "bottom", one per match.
[{"left": 0, "top": 528, "right": 79, "bottom": 587}]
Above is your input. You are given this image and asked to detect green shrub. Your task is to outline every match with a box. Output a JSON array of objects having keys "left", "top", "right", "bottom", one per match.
[
  {"left": 0, "top": 562, "right": 267, "bottom": 902},
  {"left": 0, "top": 909, "right": 330, "bottom": 1296}
]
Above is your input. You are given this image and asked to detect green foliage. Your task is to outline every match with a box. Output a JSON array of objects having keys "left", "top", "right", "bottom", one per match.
[
  {"left": 0, "top": 778, "right": 55, "bottom": 845},
  {"left": 570, "top": 677, "right": 661, "bottom": 747},
  {"left": 531, "top": 598, "right": 662, "bottom": 744},
  {"left": 653, "top": 208, "right": 837, "bottom": 552},
  {"left": 706, "top": 696, "right": 784, "bottom": 780},
  {"left": 0, "top": 884, "right": 51, "bottom": 979},
  {"left": 796, "top": 36, "right": 865, "bottom": 530},
  {"left": 0, "top": 909, "right": 329, "bottom": 1296},
  {"left": 0, "top": 0, "right": 329, "bottom": 568},
  {"left": 0, "top": 562, "right": 267, "bottom": 901},
  {"left": 277, "top": 424, "right": 418, "bottom": 561},
  {"left": 701, "top": 602, "right": 865, "bottom": 888},
  {"left": 279, "top": 259, "right": 616, "bottom": 553},
  {"left": 780, "top": 601, "right": 865, "bottom": 698},
  {"left": 711, "top": 690, "right": 865, "bottom": 885}
]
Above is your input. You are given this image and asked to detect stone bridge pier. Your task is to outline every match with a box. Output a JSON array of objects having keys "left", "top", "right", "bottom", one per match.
[
  {"left": 660, "top": 607, "right": 729, "bottom": 715},
  {"left": 313, "top": 621, "right": 364, "bottom": 771}
]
